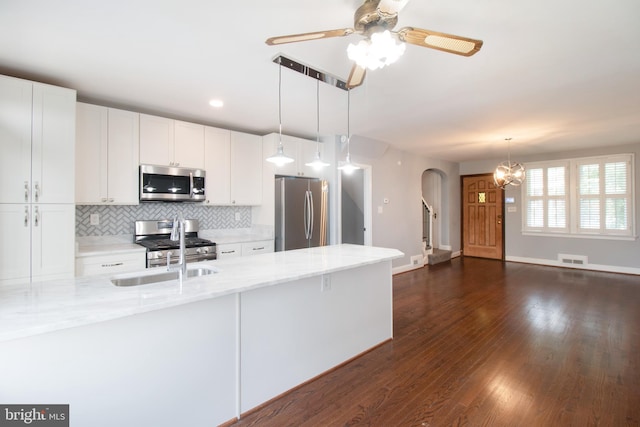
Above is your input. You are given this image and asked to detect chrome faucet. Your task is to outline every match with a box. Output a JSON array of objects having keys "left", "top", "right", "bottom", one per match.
[{"left": 168, "top": 213, "right": 187, "bottom": 281}]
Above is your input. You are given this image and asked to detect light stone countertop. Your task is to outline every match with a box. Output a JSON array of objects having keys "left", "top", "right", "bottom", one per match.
[
  {"left": 76, "top": 235, "right": 146, "bottom": 257},
  {"left": 0, "top": 244, "right": 403, "bottom": 343}
]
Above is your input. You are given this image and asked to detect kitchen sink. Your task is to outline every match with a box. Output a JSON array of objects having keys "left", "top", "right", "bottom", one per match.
[{"left": 111, "top": 266, "right": 218, "bottom": 287}]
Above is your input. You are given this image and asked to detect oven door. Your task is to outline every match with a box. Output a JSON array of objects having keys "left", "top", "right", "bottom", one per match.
[
  {"left": 140, "top": 164, "right": 206, "bottom": 202},
  {"left": 148, "top": 252, "right": 217, "bottom": 268}
]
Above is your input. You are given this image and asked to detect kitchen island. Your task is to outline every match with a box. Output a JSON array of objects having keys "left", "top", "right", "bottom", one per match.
[{"left": 0, "top": 244, "right": 402, "bottom": 427}]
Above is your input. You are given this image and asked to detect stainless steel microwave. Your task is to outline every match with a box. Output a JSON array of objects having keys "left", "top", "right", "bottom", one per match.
[{"left": 139, "top": 164, "right": 206, "bottom": 202}]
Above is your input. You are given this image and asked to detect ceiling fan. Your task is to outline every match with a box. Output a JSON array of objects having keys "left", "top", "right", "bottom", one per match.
[{"left": 265, "top": 0, "right": 483, "bottom": 88}]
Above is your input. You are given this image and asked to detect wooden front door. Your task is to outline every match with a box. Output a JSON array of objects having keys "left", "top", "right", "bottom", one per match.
[{"left": 462, "top": 174, "right": 504, "bottom": 259}]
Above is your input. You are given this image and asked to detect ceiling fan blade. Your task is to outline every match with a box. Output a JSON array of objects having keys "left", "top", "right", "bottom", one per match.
[
  {"left": 346, "top": 63, "right": 366, "bottom": 89},
  {"left": 266, "top": 28, "right": 354, "bottom": 46},
  {"left": 377, "top": 0, "right": 411, "bottom": 16},
  {"left": 396, "top": 27, "right": 483, "bottom": 56}
]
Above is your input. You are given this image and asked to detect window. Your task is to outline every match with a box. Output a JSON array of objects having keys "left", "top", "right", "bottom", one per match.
[{"left": 523, "top": 154, "right": 635, "bottom": 239}]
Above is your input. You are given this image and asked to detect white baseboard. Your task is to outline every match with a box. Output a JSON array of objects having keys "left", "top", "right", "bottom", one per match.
[
  {"left": 392, "top": 263, "right": 423, "bottom": 275},
  {"left": 506, "top": 256, "right": 640, "bottom": 276}
]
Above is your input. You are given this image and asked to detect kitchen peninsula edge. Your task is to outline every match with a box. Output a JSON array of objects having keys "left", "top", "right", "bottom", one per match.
[{"left": 0, "top": 244, "right": 402, "bottom": 426}]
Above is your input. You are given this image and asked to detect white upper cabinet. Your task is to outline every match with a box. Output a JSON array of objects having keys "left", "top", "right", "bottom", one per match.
[
  {"left": 230, "top": 131, "right": 262, "bottom": 205},
  {"left": 174, "top": 120, "right": 205, "bottom": 169},
  {"left": 0, "top": 76, "right": 75, "bottom": 204},
  {"left": 205, "top": 129, "right": 262, "bottom": 205},
  {"left": 263, "top": 133, "right": 327, "bottom": 179},
  {"left": 76, "top": 103, "right": 140, "bottom": 204},
  {"left": 139, "top": 114, "right": 204, "bottom": 169},
  {"left": 203, "top": 126, "right": 231, "bottom": 205}
]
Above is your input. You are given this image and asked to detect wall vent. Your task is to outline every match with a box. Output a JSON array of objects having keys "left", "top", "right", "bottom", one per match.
[{"left": 558, "top": 253, "right": 588, "bottom": 265}]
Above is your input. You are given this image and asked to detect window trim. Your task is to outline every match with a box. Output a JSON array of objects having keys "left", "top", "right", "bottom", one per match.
[{"left": 521, "top": 153, "right": 636, "bottom": 240}]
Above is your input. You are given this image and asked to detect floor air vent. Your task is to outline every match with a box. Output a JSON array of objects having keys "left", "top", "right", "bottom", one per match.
[{"left": 558, "top": 254, "right": 588, "bottom": 265}]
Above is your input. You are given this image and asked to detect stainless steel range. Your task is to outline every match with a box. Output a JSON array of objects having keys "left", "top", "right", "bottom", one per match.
[{"left": 135, "top": 219, "right": 216, "bottom": 268}]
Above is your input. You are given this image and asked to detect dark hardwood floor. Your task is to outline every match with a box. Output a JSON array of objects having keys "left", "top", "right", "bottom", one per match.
[{"left": 232, "top": 257, "right": 640, "bottom": 426}]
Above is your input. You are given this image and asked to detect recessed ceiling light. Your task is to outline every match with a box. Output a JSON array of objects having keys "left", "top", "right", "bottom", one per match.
[{"left": 209, "top": 99, "right": 224, "bottom": 108}]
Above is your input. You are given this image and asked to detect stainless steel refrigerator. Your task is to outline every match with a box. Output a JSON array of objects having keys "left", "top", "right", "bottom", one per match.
[{"left": 275, "top": 176, "right": 329, "bottom": 251}]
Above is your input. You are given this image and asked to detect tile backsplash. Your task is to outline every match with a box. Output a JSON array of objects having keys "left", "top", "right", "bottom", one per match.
[{"left": 76, "top": 204, "right": 251, "bottom": 236}]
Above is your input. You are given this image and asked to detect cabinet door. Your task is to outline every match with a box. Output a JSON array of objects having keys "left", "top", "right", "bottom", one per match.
[
  {"left": 76, "top": 103, "right": 108, "bottom": 204},
  {"left": 0, "top": 76, "right": 32, "bottom": 204},
  {"left": 31, "top": 204, "right": 75, "bottom": 280},
  {"left": 107, "top": 108, "right": 139, "bottom": 204},
  {"left": 230, "top": 131, "right": 262, "bottom": 205},
  {"left": 216, "top": 243, "right": 242, "bottom": 259},
  {"left": 31, "top": 83, "right": 76, "bottom": 204},
  {"left": 204, "top": 126, "right": 231, "bottom": 204},
  {"left": 139, "top": 114, "right": 174, "bottom": 166},
  {"left": 174, "top": 120, "right": 204, "bottom": 169},
  {"left": 0, "top": 204, "right": 31, "bottom": 282}
]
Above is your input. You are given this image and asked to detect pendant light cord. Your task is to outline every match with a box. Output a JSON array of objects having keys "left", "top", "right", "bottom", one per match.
[
  {"left": 316, "top": 80, "right": 320, "bottom": 148},
  {"left": 346, "top": 89, "right": 351, "bottom": 155},
  {"left": 278, "top": 58, "right": 283, "bottom": 146}
]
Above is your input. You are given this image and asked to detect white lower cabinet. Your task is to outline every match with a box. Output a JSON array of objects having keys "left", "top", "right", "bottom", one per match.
[
  {"left": 76, "top": 252, "right": 146, "bottom": 277},
  {"left": 241, "top": 240, "right": 274, "bottom": 256},
  {"left": 217, "top": 240, "right": 274, "bottom": 260},
  {"left": 216, "top": 243, "right": 242, "bottom": 260},
  {"left": 0, "top": 204, "right": 75, "bottom": 284}
]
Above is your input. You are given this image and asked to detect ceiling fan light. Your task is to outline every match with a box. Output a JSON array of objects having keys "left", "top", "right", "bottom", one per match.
[{"left": 347, "top": 30, "right": 406, "bottom": 71}]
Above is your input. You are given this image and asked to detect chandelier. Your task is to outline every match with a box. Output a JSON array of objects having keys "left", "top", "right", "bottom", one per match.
[
  {"left": 493, "top": 138, "right": 526, "bottom": 189},
  {"left": 347, "top": 30, "right": 406, "bottom": 71}
]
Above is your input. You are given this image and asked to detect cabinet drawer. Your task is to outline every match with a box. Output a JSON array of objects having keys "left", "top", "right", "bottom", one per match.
[
  {"left": 217, "top": 243, "right": 242, "bottom": 259},
  {"left": 241, "top": 240, "right": 274, "bottom": 257},
  {"left": 76, "top": 252, "right": 145, "bottom": 277}
]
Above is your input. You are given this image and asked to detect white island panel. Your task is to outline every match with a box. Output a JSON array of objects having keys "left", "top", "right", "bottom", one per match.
[
  {"left": 0, "top": 295, "right": 238, "bottom": 427},
  {"left": 240, "top": 261, "right": 393, "bottom": 413}
]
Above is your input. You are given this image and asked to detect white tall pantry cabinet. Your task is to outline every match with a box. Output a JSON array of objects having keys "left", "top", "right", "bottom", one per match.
[{"left": 0, "top": 75, "right": 76, "bottom": 284}]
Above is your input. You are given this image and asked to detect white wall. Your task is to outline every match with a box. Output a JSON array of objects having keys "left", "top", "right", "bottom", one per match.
[
  {"left": 460, "top": 141, "right": 640, "bottom": 274},
  {"left": 349, "top": 140, "right": 460, "bottom": 270}
]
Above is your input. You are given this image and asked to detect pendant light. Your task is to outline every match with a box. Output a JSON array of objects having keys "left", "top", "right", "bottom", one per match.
[
  {"left": 305, "top": 80, "right": 329, "bottom": 169},
  {"left": 337, "top": 89, "right": 360, "bottom": 174},
  {"left": 493, "top": 138, "right": 526, "bottom": 189},
  {"left": 266, "top": 57, "right": 295, "bottom": 166}
]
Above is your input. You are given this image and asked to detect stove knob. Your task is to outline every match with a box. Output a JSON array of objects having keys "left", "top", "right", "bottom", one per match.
[
  {"left": 157, "top": 251, "right": 163, "bottom": 258},
  {"left": 196, "top": 248, "right": 202, "bottom": 254},
  {"left": 202, "top": 247, "right": 209, "bottom": 254}
]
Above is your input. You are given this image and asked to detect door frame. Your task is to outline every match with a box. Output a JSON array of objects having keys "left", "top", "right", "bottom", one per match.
[
  {"left": 338, "top": 163, "right": 372, "bottom": 246},
  {"left": 460, "top": 173, "right": 505, "bottom": 260}
]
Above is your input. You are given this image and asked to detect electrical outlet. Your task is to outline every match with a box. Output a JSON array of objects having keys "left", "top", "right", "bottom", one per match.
[
  {"left": 235, "top": 212, "right": 241, "bottom": 221},
  {"left": 321, "top": 275, "right": 331, "bottom": 292},
  {"left": 90, "top": 213, "right": 100, "bottom": 226}
]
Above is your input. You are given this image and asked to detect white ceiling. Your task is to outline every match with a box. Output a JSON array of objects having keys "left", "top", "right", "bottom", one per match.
[{"left": 1, "top": 0, "right": 639, "bottom": 162}]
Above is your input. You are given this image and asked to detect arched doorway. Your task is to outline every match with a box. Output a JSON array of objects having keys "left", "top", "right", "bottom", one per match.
[{"left": 421, "top": 169, "right": 450, "bottom": 263}]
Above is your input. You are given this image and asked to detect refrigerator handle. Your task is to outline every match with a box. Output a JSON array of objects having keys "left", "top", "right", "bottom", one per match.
[
  {"left": 303, "top": 190, "right": 310, "bottom": 240},
  {"left": 307, "top": 190, "right": 314, "bottom": 241}
]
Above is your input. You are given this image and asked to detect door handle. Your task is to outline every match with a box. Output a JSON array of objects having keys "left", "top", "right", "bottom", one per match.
[
  {"left": 24, "top": 181, "right": 29, "bottom": 202},
  {"left": 24, "top": 206, "right": 29, "bottom": 227},
  {"left": 34, "top": 206, "right": 39, "bottom": 227},
  {"left": 34, "top": 182, "right": 40, "bottom": 202}
]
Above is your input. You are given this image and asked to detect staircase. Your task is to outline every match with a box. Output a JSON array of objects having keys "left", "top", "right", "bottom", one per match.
[{"left": 427, "top": 248, "right": 452, "bottom": 265}]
